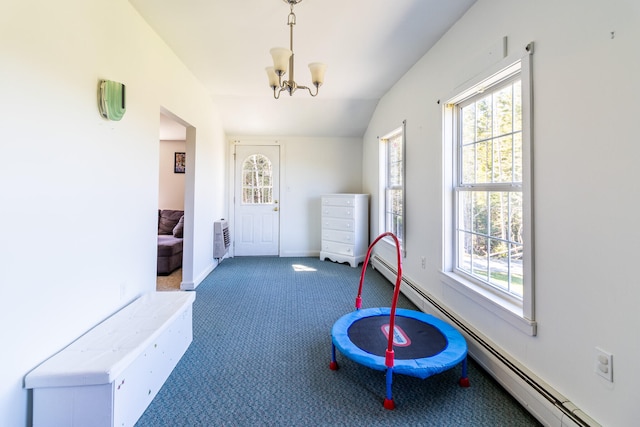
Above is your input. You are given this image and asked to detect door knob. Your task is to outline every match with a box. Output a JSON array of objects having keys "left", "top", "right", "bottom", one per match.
[{"left": 273, "top": 207, "right": 279, "bottom": 211}]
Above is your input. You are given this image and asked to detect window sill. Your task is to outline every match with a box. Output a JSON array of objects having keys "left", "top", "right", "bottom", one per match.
[{"left": 440, "top": 271, "right": 537, "bottom": 336}]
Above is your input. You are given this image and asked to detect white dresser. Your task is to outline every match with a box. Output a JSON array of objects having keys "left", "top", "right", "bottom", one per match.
[{"left": 320, "top": 194, "right": 369, "bottom": 268}]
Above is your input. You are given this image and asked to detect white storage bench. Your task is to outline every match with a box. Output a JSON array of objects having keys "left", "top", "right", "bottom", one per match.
[{"left": 25, "top": 291, "right": 196, "bottom": 427}]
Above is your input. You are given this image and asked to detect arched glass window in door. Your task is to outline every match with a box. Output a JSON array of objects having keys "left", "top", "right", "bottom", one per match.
[{"left": 242, "top": 154, "right": 273, "bottom": 204}]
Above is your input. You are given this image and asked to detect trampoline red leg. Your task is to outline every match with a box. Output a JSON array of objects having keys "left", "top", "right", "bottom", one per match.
[
  {"left": 383, "top": 398, "right": 395, "bottom": 410},
  {"left": 329, "top": 344, "right": 339, "bottom": 370},
  {"left": 383, "top": 368, "right": 395, "bottom": 410},
  {"left": 459, "top": 356, "right": 470, "bottom": 387}
]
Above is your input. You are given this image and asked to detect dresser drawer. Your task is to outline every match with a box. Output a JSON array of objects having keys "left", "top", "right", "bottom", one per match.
[
  {"left": 322, "top": 217, "right": 355, "bottom": 232},
  {"left": 321, "top": 241, "right": 356, "bottom": 256},
  {"left": 322, "top": 229, "right": 355, "bottom": 244},
  {"left": 321, "top": 206, "right": 355, "bottom": 219},
  {"left": 322, "top": 197, "right": 356, "bottom": 207}
]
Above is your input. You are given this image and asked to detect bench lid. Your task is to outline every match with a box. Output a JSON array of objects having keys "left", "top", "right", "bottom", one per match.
[{"left": 24, "top": 291, "right": 195, "bottom": 389}]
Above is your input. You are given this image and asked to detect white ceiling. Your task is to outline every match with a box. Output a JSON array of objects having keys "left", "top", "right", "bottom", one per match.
[{"left": 131, "top": 0, "right": 477, "bottom": 139}]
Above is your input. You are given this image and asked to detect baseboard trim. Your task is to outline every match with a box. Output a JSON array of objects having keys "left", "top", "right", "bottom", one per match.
[
  {"left": 279, "top": 251, "right": 320, "bottom": 257},
  {"left": 181, "top": 261, "right": 217, "bottom": 291}
]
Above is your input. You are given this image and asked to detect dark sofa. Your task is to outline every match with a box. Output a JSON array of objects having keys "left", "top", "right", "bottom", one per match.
[{"left": 157, "top": 209, "right": 184, "bottom": 275}]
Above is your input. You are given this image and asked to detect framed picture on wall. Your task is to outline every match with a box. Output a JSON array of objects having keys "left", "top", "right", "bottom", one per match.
[{"left": 174, "top": 152, "right": 186, "bottom": 173}]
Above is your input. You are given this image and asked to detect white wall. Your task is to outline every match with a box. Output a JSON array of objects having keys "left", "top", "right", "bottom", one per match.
[
  {"left": 0, "top": 1, "right": 227, "bottom": 425},
  {"left": 229, "top": 137, "right": 363, "bottom": 257},
  {"left": 159, "top": 140, "right": 186, "bottom": 210},
  {"left": 362, "top": 0, "right": 639, "bottom": 425}
]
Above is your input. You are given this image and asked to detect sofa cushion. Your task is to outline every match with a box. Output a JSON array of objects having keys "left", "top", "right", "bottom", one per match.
[
  {"left": 173, "top": 215, "right": 184, "bottom": 238},
  {"left": 158, "top": 209, "right": 184, "bottom": 235},
  {"left": 157, "top": 235, "right": 183, "bottom": 257}
]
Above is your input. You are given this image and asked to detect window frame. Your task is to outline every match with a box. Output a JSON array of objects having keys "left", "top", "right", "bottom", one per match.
[
  {"left": 380, "top": 122, "right": 406, "bottom": 256},
  {"left": 442, "top": 44, "right": 536, "bottom": 335}
]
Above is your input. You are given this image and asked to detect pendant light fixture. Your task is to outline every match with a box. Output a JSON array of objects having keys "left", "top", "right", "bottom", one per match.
[{"left": 266, "top": 0, "right": 326, "bottom": 98}]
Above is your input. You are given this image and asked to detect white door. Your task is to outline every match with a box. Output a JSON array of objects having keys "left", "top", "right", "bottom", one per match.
[{"left": 234, "top": 145, "right": 280, "bottom": 256}]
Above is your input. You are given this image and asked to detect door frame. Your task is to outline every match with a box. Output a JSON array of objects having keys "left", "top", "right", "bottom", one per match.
[
  {"left": 159, "top": 107, "right": 196, "bottom": 289},
  {"left": 229, "top": 140, "right": 282, "bottom": 257}
]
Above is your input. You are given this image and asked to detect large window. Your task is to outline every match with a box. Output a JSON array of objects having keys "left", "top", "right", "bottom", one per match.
[
  {"left": 457, "top": 75, "right": 523, "bottom": 297},
  {"left": 443, "top": 47, "right": 535, "bottom": 334},
  {"left": 381, "top": 125, "right": 405, "bottom": 249}
]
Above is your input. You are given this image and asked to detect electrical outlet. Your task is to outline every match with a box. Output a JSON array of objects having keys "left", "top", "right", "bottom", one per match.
[
  {"left": 421, "top": 256, "right": 426, "bottom": 269},
  {"left": 595, "top": 347, "right": 613, "bottom": 382}
]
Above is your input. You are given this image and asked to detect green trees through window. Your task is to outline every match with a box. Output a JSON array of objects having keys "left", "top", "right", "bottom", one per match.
[
  {"left": 456, "top": 76, "right": 523, "bottom": 297},
  {"left": 382, "top": 128, "right": 404, "bottom": 244},
  {"left": 242, "top": 154, "right": 273, "bottom": 204}
]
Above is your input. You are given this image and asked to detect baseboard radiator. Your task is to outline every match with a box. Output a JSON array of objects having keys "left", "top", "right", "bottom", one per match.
[
  {"left": 370, "top": 254, "right": 599, "bottom": 427},
  {"left": 213, "top": 220, "right": 230, "bottom": 259}
]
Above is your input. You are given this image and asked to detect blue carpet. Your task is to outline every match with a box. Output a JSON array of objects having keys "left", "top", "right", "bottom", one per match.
[{"left": 136, "top": 257, "right": 541, "bottom": 426}]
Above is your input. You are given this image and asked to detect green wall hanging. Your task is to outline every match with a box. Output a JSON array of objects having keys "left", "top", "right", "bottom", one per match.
[{"left": 98, "top": 80, "right": 126, "bottom": 121}]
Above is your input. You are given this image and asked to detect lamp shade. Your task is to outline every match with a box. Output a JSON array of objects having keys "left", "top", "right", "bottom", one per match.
[
  {"left": 265, "top": 67, "right": 280, "bottom": 88},
  {"left": 270, "top": 47, "right": 292, "bottom": 75},
  {"left": 308, "top": 62, "right": 327, "bottom": 86}
]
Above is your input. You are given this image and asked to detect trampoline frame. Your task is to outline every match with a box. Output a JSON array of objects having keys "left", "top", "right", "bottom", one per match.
[{"left": 329, "top": 232, "right": 470, "bottom": 409}]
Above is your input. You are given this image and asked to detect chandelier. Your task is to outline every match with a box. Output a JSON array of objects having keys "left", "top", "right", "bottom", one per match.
[{"left": 266, "top": 0, "right": 326, "bottom": 98}]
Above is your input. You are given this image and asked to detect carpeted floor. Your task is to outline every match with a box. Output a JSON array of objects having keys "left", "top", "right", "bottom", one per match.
[
  {"left": 137, "top": 257, "right": 541, "bottom": 426},
  {"left": 156, "top": 268, "right": 182, "bottom": 292}
]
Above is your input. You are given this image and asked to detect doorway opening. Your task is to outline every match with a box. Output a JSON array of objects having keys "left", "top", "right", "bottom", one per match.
[{"left": 157, "top": 109, "right": 194, "bottom": 291}]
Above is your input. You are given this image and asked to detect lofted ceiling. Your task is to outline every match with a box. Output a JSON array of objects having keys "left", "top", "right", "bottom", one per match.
[{"left": 131, "top": 0, "right": 477, "bottom": 139}]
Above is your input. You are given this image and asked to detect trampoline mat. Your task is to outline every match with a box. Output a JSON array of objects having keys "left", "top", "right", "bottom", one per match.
[{"left": 347, "top": 314, "right": 448, "bottom": 360}]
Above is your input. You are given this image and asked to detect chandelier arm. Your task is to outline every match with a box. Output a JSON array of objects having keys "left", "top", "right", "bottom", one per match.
[
  {"left": 300, "top": 84, "right": 319, "bottom": 97},
  {"left": 281, "top": 79, "right": 296, "bottom": 96}
]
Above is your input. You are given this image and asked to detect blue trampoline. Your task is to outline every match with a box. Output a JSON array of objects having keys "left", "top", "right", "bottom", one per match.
[{"left": 329, "top": 232, "right": 469, "bottom": 410}]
